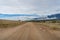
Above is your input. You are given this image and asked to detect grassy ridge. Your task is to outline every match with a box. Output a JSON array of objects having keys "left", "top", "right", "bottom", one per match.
[{"left": 0, "top": 20, "right": 26, "bottom": 28}]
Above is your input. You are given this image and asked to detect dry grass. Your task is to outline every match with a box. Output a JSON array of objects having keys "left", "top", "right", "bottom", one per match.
[
  {"left": 40, "top": 23, "right": 60, "bottom": 30},
  {"left": 0, "top": 20, "right": 26, "bottom": 28},
  {"left": 34, "top": 22, "right": 60, "bottom": 30}
]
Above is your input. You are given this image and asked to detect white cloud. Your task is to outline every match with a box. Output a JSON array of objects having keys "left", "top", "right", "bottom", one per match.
[{"left": 0, "top": 0, "right": 60, "bottom": 15}]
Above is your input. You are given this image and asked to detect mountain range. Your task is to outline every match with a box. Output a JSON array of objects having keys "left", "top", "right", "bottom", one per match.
[
  {"left": 29, "top": 13, "right": 60, "bottom": 20},
  {"left": 47, "top": 13, "right": 60, "bottom": 19},
  {"left": 0, "top": 13, "right": 60, "bottom": 21}
]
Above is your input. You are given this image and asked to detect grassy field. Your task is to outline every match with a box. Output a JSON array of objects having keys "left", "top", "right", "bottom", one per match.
[
  {"left": 0, "top": 20, "right": 26, "bottom": 28},
  {"left": 41, "top": 23, "right": 60, "bottom": 30},
  {"left": 25, "top": 19, "right": 60, "bottom": 30},
  {"left": 35, "top": 22, "right": 60, "bottom": 30},
  {"left": 0, "top": 19, "right": 60, "bottom": 30}
]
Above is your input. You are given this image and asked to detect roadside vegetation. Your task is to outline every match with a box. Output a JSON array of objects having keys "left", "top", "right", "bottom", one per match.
[
  {"left": 0, "top": 20, "right": 26, "bottom": 28},
  {"left": 0, "top": 19, "right": 60, "bottom": 30},
  {"left": 41, "top": 20, "right": 60, "bottom": 30},
  {"left": 41, "top": 23, "right": 60, "bottom": 30},
  {"left": 39, "top": 20, "right": 60, "bottom": 30},
  {"left": 26, "top": 19, "right": 60, "bottom": 30}
]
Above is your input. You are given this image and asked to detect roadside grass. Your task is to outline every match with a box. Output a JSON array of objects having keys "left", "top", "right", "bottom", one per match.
[
  {"left": 34, "top": 22, "right": 60, "bottom": 30},
  {"left": 0, "top": 20, "right": 26, "bottom": 28},
  {"left": 40, "top": 23, "right": 60, "bottom": 30},
  {"left": 43, "top": 23, "right": 60, "bottom": 30}
]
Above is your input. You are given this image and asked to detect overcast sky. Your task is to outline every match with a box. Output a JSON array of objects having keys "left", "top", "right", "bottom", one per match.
[{"left": 0, "top": 0, "right": 60, "bottom": 15}]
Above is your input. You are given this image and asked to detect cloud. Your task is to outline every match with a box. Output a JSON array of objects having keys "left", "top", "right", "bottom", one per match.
[{"left": 0, "top": 0, "right": 60, "bottom": 15}]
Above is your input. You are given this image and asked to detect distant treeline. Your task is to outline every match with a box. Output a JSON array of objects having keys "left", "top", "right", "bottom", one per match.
[{"left": 24, "top": 19, "right": 60, "bottom": 23}]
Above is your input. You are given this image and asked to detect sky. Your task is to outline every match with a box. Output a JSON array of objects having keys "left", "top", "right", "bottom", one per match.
[
  {"left": 0, "top": 0, "right": 60, "bottom": 14},
  {"left": 0, "top": 0, "right": 60, "bottom": 20}
]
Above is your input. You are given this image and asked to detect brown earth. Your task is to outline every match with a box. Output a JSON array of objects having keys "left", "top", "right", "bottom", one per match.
[{"left": 0, "top": 22, "right": 60, "bottom": 40}]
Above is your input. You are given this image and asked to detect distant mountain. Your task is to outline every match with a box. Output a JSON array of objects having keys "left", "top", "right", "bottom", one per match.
[
  {"left": 0, "top": 13, "right": 60, "bottom": 21},
  {"left": 47, "top": 13, "right": 60, "bottom": 19},
  {"left": 0, "top": 14, "right": 38, "bottom": 17},
  {"left": 0, "top": 13, "right": 39, "bottom": 21},
  {"left": 30, "top": 13, "right": 60, "bottom": 20}
]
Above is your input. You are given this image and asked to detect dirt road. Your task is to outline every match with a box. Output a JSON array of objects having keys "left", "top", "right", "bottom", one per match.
[{"left": 0, "top": 22, "right": 60, "bottom": 40}]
